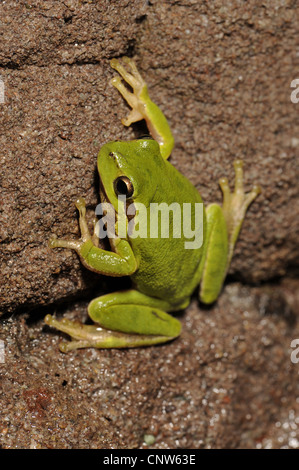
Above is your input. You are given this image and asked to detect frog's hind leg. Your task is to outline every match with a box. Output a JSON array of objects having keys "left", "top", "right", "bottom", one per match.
[
  {"left": 199, "top": 204, "right": 229, "bottom": 304},
  {"left": 199, "top": 160, "right": 261, "bottom": 305},
  {"left": 45, "top": 290, "right": 182, "bottom": 352}
]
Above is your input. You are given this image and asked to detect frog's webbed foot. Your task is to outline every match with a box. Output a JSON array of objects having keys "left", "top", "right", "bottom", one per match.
[
  {"left": 45, "top": 315, "right": 102, "bottom": 352},
  {"left": 49, "top": 197, "right": 92, "bottom": 252},
  {"left": 110, "top": 56, "right": 147, "bottom": 127},
  {"left": 45, "top": 290, "right": 182, "bottom": 352},
  {"left": 110, "top": 56, "right": 174, "bottom": 160},
  {"left": 44, "top": 314, "right": 176, "bottom": 353},
  {"left": 44, "top": 315, "right": 135, "bottom": 352},
  {"left": 219, "top": 160, "right": 261, "bottom": 263}
]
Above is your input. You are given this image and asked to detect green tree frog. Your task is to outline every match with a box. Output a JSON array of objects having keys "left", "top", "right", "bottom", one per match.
[{"left": 45, "top": 57, "right": 260, "bottom": 352}]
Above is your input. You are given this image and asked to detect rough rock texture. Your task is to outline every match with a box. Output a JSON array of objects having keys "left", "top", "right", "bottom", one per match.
[
  {"left": 0, "top": 282, "right": 298, "bottom": 449},
  {"left": 1, "top": 0, "right": 298, "bottom": 315},
  {"left": 0, "top": 0, "right": 147, "bottom": 315},
  {"left": 0, "top": 0, "right": 298, "bottom": 449}
]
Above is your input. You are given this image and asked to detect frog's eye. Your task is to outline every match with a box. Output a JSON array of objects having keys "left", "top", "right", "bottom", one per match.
[{"left": 113, "top": 176, "right": 134, "bottom": 198}]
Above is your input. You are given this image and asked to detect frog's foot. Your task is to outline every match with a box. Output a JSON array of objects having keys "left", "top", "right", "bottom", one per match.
[
  {"left": 110, "top": 56, "right": 174, "bottom": 160},
  {"left": 45, "top": 290, "right": 182, "bottom": 352},
  {"left": 110, "top": 56, "right": 147, "bottom": 126},
  {"left": 44, "top": 314, "right": 176, "bottom": 352},
  {"left": 219, "top": 160, "right": 261, "bottom": 261},
  {"left": 49, "top": 197, "right": 92, "bottom": 251}
]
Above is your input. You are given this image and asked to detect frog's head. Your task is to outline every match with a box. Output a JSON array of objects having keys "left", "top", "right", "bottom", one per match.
[{"left": 97, "top": 139, "right": 164, "bottom": 211}]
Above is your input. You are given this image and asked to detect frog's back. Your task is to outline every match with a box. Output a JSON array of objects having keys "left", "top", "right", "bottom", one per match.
[{"left": 130, "top": 160, "right": 206, "bottom": 307}]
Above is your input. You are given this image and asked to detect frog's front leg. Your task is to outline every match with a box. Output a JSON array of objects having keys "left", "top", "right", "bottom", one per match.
[
  {"left": 45, "top": 290, "right": 182, "bottom": 352},
  {"left": 199, "top": 160, "right": 261, "bottom": 304},
  {"left": 49, "top": 197, "right": 137, "bottom": 276},
  {"left": 49, "top": 197, "right": 91, "bottom": 252},
  {"left": 110, "top": 57, "right": 174, "bottom": 160},
  {"left": 47, "top": 199, "right": 182, "bottom": 351}
]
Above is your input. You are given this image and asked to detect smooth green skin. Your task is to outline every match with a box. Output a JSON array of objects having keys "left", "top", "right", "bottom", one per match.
[{"left": 45, "top": 57, "right": 260, "bottom": 352}]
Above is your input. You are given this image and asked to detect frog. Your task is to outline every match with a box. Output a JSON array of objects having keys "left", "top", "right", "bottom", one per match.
[{"left": 45, "top": 57, "right": 261, "bottom": 352}]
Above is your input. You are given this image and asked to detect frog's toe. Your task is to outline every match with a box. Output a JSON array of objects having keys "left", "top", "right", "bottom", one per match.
[
  {"left": 251, "top": 184, "right": 262, "bottom": 196},
  {"left": 110, "top": 58, "right": 119, "bottom": 69},
  {"left": 233, "top": 159, "right": 243, "bottom": 171},
  {"left": 243, "top": 184, "right": 262, "bottom": 211},
  {"left": 75, "top": 197, "right": 86, "bottom": 212},
  {"left": 48, "top": 235, "right": 58, "bottom": 248},
  {"left": 233, "top": 159, "right": 261, "bottom": 210},
  {"left": 218, "top": 176, "right": 230, "bottom": 199},
  {"left": 110, "top": 57, "right": 145, "bottom": 96},
  {"left": 45, "top": 315, "right": 96, "bottom": 352},
  {"left": 122, "top": 56, "right": 131, "bottom": 64},
  {"left": 49, "top": 235, "right": 73, "bottom": 249},
  {"left": 220, "top": 160, "right": 261, "bottom": 211}
]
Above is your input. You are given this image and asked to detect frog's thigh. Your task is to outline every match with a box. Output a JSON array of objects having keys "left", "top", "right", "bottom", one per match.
[
  {"left": 88, "top": 289, "right": 181, "bottom": 341},
  {"left": 199, "top": 204, "right": 229, "bottom": 304}
]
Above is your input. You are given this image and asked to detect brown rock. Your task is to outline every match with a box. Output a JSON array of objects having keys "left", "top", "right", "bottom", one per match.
[{"left": 0, "top": 0, "right": 298, "bottom": 449}]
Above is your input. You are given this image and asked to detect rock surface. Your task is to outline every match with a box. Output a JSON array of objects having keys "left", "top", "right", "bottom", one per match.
[
  {"left": 1, "top": 282, "right": 298, "bottom": 449},
  {"left": 0, "top": 0, "right": 298, "bottom": 314},
  {"left": 0, "top": 0, "right": 298, "bottom": 449}
]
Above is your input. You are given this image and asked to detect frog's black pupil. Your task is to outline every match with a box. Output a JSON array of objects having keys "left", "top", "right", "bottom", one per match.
[{"left": 117, "top": 179, "right": 128, "bottom": 194}]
